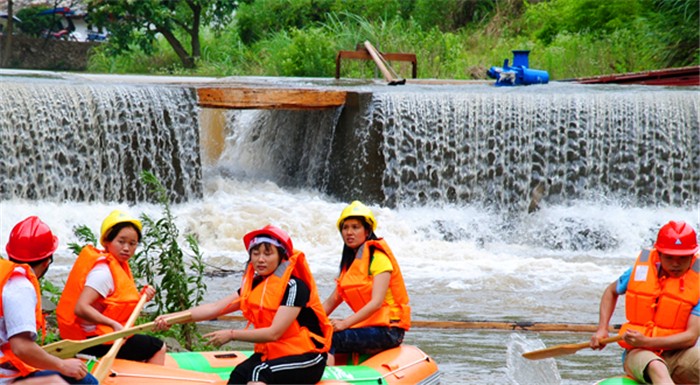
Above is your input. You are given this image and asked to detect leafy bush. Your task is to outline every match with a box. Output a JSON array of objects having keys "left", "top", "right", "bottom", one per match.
[
  {"left": 236, "top": 0, "right": 335, "bottom": 44},
  {"left": 271, "top": 27, "right": 337, "bottom": 77},
  {"left": 134, "top": 171, "right": 207, "bottom": 350},
  {"left": 15, "top": 5, "right": 59, "bottom": 37},
  {"left": 412, "top": 0, "right": 495, "bottom": 32},
  {"left": 523, "top": 0, "right": 647, "bottom": 44}
]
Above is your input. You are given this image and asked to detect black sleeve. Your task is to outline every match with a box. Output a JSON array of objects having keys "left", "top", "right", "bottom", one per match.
[{"left": 281, "top": 277, "right": 310, "bottom": 307}]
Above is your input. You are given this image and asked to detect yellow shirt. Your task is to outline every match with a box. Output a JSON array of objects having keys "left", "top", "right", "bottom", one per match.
[{"left": 369, "top": 251, "right": 398, "bottom": 321}]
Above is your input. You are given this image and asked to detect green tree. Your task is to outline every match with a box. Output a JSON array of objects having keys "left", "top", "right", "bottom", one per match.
[
  {"left": 86, "top": 0, "right": 237, "bottom": 68},
  {"left": 15, "top": 5, "right": 57, "bottom": 37}
]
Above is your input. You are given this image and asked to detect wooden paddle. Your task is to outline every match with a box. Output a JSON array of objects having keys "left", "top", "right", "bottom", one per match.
[
  {"left": 91, "top": 293, "right": 148, "bottom": 382},
  {"left": 522, "top": 335, "right": 622, "bottom": 360},
  {"left": 43, "top": 312, "right": 192, "bottom": 359},
  {"left": 364, "top": 41, "right": 406, "bottom": 85}
]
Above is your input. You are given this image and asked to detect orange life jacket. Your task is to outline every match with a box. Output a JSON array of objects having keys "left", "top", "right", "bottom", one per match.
[
  {"left": 336, "top": 239, "right": 411, "bottom": 330},
  {"left": 0, "top": 259, "right": 45, "bottom": 377},
  {"left": 56, "top": 245, "right": 141, "bottom": 340},
  {"left": 239, "top": 249, "right": 332, "bottom": 361},
  {"left": 619, "top": 248, "right": 700, "bottom": 350}
]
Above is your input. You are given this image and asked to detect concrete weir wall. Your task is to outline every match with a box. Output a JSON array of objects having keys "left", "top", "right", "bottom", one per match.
[{"left": 0, "top": 35, "right": 98, "bottom": 70}]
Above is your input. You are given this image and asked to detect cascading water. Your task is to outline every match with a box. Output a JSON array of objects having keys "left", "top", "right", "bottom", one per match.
[
  {"left": 223, "top": 83, "right": 698, "bottom": 210},
  {"left": 369, "top": 84, "right": 699, "bottom": 209},
  {"left": 0, "top": 76, "right": 201, "bottom": 203},
  {"left": 215, "top": 108, "right": 342, "bottom": 190}
]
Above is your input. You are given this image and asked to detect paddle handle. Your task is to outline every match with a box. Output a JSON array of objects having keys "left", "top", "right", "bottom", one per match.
[
  {"left": 364, "top": 41, "right": 403, "bottom": 83},
  {"left": 562, "top": 335, "right": 622, "bottom": 350},
  {"left": 92, "top": 293, "right": 148, "bottom": 382},
  {"left": 522, "top": 334, "right": 623, "bottom": 360}
]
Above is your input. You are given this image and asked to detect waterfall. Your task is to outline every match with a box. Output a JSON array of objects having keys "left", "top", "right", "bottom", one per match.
[
  {"left": 365, "top": 84, "right": 700, "bottom": 209},
  {"left": 2, "top": 75, "right": 697, "bottom": 210},
  {"left": 0, "top": 77, "right": 201, "bottom": 203},
  {"left": 216, "top": 108, "right": 342, "bottom": 191}
]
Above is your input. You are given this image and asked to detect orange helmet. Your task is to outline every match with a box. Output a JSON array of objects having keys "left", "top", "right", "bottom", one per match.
[
  {"left": 5, "top": 216, "right": 59, "bottom": 262},
  {"left": 243, "top": 225, "right": 293, "bottom": 257},
  {"left": 654, "top": 220, "right": 699, "bottom": 256}
]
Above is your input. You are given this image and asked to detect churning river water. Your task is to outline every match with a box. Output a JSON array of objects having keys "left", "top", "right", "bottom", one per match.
[{"left": 1, "top": 71, "right": 698, "bottom": 384}]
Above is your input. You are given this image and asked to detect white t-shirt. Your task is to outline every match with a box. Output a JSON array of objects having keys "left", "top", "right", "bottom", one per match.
[
  {"left": 0, "top": 268, "right": 39, "bottom": 382},
  {"left": 79, "top": 262, "right": 115, "bottom": 334}
]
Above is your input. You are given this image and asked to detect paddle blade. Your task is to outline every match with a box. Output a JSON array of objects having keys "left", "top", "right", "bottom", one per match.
[
  {"left": 43, "top": 312, "right": 192, "bottom": 359},
  {"left": 522, "top": 335, "right": 622, "bottom": 360},
  {"left": 43, "top": 339, "right": 85, "bottom": 359}
]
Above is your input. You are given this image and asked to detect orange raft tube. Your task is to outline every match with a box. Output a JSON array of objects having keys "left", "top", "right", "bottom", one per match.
[{"left": 96, "top": 344, "right": 440, "bottom": 385}]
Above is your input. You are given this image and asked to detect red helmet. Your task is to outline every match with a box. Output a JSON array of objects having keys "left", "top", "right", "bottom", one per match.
[
  {"left": 243, "top": 225, "right": 293, "bottom": 257},
  {"left": 5, "top": 216, "right": 59, "bottom": 262},
  {"left": 654, "top": 220, "right": 699, "bottom": 256}
]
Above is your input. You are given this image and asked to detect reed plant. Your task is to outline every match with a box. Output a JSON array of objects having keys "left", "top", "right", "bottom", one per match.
[{"left": 65, "top": 171, "right": 207, "bottom": 350}]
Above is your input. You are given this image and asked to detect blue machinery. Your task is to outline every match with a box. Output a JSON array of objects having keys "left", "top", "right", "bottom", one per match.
[{"left": 487, "top": 50, "right": 549, "bottom": 86}]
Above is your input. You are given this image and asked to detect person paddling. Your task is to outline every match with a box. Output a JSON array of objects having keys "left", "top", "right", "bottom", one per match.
[
  {"left": 56, "top": 210, "right": 166, "bottom": 364},
  {"left": 155, "top": 225, "right": 332, "bottom": 384},
  {"left": 590, "top": 220, "right": 700, "bottom": 384},
  {"left": 1, "top": 216, "right": 97, "bottom": 384},
  {"left": 322, "top": 201, "right": 411, "bottom": 365}
]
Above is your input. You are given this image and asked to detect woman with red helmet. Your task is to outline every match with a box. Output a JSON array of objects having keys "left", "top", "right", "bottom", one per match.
[
  {"left": 590, "top": 220, "right": 700, "bottom": 384},
  {"left": 154, "top": 225, "right": 332, "bottom": 384},
  {"left": 1, "top": 216, "right": 97, "bottom": 384}
]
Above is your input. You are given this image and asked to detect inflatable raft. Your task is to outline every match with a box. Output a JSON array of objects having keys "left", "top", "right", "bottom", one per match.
[
  {"left": 594, "top": 376, "right": 641, "bottom": 385},
  {"left": 96, "top": 344, "right": 440, "bottom": 385}
]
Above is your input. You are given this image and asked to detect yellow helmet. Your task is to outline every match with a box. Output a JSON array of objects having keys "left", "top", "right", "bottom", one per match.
[
  {"left": 100, "top": 210, "right": 143, "bottom": 246},
  {"left": 336, "top": 201, "right": 377, "bottom": 232}
]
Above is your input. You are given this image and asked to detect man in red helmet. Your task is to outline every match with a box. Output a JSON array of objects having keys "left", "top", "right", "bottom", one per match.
[
  {"left": 590, "top": 220, "right": 699, "bottom": 384},
  {"left": 1, "top": 216, "right": 97, "bottom": 385}
]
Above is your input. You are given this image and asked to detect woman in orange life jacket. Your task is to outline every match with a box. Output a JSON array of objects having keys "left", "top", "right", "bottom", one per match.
[
  {"left": 590, "top": 220, "right": 700, "bottom": 385},
  {"left": 154, "top": 225, "right": 332, "bottom": 385},
  {"left": 322, "top": 201, "right": 411, "bottom": 365},
  {"left": 55, "top": 210, "right": 166, "bottom": 364},
  {"left": 1, "top": 216, "right": 97, "bottom": 385}
]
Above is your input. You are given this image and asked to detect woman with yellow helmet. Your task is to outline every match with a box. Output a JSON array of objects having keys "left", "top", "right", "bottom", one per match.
[
  {"left": 56, "top": 210, "right": 166, "bottom": 365},
  {"left": 322, "top": 201, "right": 411, "bottom": 365}
]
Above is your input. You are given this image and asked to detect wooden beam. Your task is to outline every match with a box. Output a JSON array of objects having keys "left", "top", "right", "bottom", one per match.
[
  {"left": 216, "top": 315, "right": 620, "bottom": 333},
  {"left": 197, "top": 87, "right": 347, "bottom": 110}
]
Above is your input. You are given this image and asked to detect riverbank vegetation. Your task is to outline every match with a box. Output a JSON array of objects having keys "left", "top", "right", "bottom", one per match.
[{"left": 87, "top": 0, "right": 698, "bottom": 80}]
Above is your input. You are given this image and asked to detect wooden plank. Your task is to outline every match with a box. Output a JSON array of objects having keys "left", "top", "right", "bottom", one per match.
[
  {"left": 215, "top": 315, "right": 620, "bottom": 333},
  {"left": 197, "top": 87, "right": 347, "bottom": 110},
  {"left": 575, "top": 65, "right": 700, "bottom": 86}
]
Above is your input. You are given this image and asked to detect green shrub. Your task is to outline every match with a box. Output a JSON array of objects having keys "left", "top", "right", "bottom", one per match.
[
  {"left": 523, "top": 0, "right": 647, "bottom": 44},
  {"left": 15, "top": 5, "right": 59, "bottom": 37},
  {"left": 236, "top": 0, "right": 335, "bottom": 44},
  {"left": 273, "top": 27, "right": 337, "bottom": 77},
  {"left": 134, "top": 171, "right": 207, "bottom": 350}
]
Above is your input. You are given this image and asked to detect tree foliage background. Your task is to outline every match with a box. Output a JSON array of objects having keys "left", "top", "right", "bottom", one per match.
[
  {"left": 81, "top": 0, "right": 698, "bottom": 79},
  {"left": 86, "top": 0, "right": 237, "bottom": 68}
]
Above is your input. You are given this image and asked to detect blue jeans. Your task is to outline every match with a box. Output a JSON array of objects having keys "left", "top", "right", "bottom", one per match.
[
  {"left": 18, "top": 370, "right": 98, "bottom": 384},
  {"left": 331, "top": 326, "right": 405, "bottom": 355}
]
